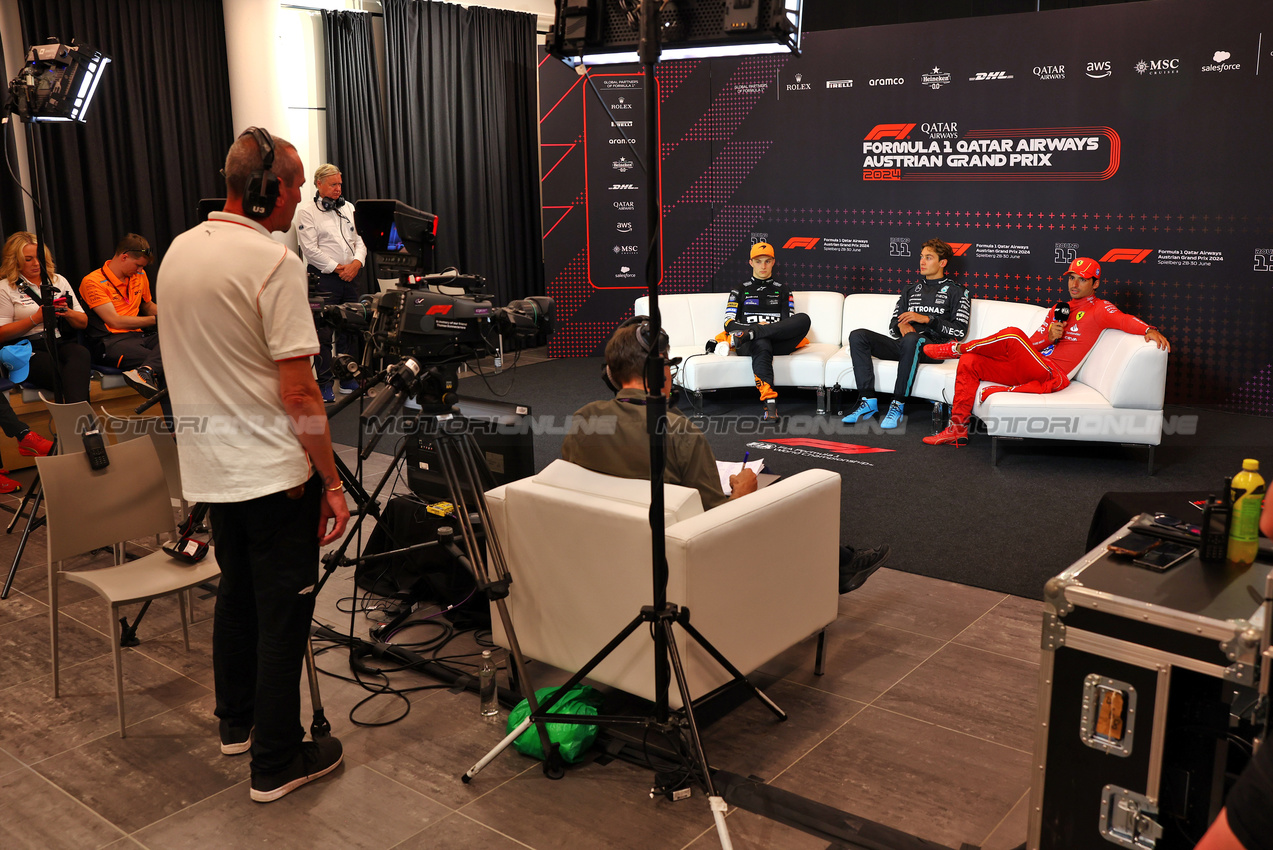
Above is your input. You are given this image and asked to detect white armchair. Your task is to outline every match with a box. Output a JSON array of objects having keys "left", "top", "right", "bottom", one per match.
[{"left": 485, "top": 460, "right": 840, "bottom": 708}]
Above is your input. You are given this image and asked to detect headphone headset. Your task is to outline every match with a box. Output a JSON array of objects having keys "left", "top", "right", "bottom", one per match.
[
  {"left": 241, "top": 126, "right": 279, "bottom": 219},
  {"left": 315, "top": 191, "right": 346, "bottom": 212},
  {"left": 601, "top": 316, "right": 675, "bottom": 394}
]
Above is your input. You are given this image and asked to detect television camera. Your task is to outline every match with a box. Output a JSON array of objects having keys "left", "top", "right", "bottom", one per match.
[{"left": 316, "top": 199, "right": 553, "bottom": 419}]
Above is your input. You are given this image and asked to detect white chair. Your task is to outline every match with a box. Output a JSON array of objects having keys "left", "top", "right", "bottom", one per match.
[
  {"left": 484, "top": 460, "right": 840, "bottom": 709},
  {"left": 39, "top": 436, "right": 220, "bottom": 737}
]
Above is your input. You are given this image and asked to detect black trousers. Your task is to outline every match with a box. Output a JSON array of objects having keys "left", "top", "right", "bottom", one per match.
[
  {"left": 0, "top": 340, "right": 92, "bottom": 439},
  {"left": 210, "top": 475, "right": 321, "bottom": 774},
  {"left": 101, "top": 332, "right": 162, "bottom": 375},
  {"left": 736, "top": 313, "right": 811, "bottom": 388},
  {"left": 311, "top": 270, "right": 361, "bottom": 386},
  {"left": 848, "top": 328, "right": 939, "bottom": 400}
]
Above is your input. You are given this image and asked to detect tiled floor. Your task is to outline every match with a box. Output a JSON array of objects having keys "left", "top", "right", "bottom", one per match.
[{"left": 0, "top": 449, "right": 1037, "bottom": 850}]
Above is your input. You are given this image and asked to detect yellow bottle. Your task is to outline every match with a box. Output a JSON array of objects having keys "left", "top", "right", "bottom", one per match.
[{"left": 1227, "top": 459, "right": 1266, "bottom": 566}]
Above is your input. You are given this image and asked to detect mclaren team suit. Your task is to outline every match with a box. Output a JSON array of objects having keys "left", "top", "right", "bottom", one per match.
[
  {"left": 848, "top": 277, "right": 970, "bottom": 400},
  {"left": 723, "top": 277, "right": 810, "bottom": 401},
  {"left": 949, "top": 295, "right": 1151, "bottom": 426}
]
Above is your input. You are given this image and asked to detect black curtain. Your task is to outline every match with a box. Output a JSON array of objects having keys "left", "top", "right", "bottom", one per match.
[
  {"left": 383, "top": 0, "right": 543, "bottom": 303},
  {"left": 322, "top": 10, "right": 388, "bottom": 202},
  {"left": 0, "top": 26, "right": 27, "bottom": 238},
  {"left": 17, "top": 0, "right": 234, "bottom": 292}
]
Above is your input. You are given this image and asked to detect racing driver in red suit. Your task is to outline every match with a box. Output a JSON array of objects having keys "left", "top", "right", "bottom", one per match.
[{"left": 920, "top": 256, "right": 1170, "bottom": 446}]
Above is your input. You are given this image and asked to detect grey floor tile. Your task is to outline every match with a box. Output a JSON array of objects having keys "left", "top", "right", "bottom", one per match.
[
  {"left": 394, "top": 812, "right": 536, "bottom": 849},
  {"left": 684, "top": 806, "right": 853, "bottom": 850},
  {"left": 0, "top": 651, "right": 209, "bottom": 763},
  {"left": 133, "top": 763, "right": 448, "bottom": 849},
  {"left": 0, "top": 586, "right": 44, "bottom": 627},
  {"left": 838, "top": 568, "right": 1008, "bottom": 641},
  {"left": 0, "top": 767, "right": 126, "bottom": 850},
  {"left": 0, "top": 611, "right": 110, "bottom": 691},
  {"left": 458, "top": 756, "right": 725, "bottom": 850},
  {"left": 953, "top": 595, "right": 1046, "bottom": 665},
  {"left": 698, "top": 678, "right": 866, "bottom": 780},
  {"left": 982, "top": 790, "right": 1031, "bottom": 850},
  {"left": 873, "top": 642, "right": 1039, "bottom": 752},
  {"left": 758, "top": 618, "right": 945, "bottom": 704},
  {"left": 130, "top": 618, "right": 215, "bottom": 691},
  {"left": 31, "top": 697, "right": 244, "bottom": 834},
  {"left": 0, "top": 747, "right": 22, "bottom": 776},
  {"left": 771, "top": 706, "right": 1032, "bottom": 850}
]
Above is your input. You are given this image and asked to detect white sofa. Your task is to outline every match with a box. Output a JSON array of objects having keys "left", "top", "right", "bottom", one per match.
[
  {"left": 634, "top": 291, "right": 1170, "bottom": 465},
  {"left": 484, "top": 459, "right": 840, "bottom": 708}
]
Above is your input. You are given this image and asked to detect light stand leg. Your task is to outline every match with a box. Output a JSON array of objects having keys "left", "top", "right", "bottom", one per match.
[
  {"left": 304, "top": 631, "right": 331, "bottom": 739},
  {"left": 1, "top": 479, "right": 44, "bottom": 599}
]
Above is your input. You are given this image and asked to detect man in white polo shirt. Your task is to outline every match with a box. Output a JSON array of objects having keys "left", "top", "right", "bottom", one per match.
[{"left": 158, "top": 127, "right": 350, "bottom": 803}]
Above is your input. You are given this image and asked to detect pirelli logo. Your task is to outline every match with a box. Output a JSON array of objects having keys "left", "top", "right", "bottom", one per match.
[
  {"left": 1099, "top": 249, "right": 1152, "bottom": 263},
  {"left": 947, "top": 242, "right": 972, "bottom": 256},
  {"left": 864, "top": 123, "right": 917, "bottom": 141},
  {"left": 782, "top": 238, "right": 820, "bottom": 250}
]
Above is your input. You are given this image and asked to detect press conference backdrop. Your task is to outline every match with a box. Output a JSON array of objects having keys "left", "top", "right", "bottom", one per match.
[{"left": 538, "top": 0, "right": 1273, "bottom": 414}]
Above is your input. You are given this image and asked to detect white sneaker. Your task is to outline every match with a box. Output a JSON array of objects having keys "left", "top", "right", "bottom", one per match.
[{"left": 713, "top": 341, "right": 731, "bottom": 356}]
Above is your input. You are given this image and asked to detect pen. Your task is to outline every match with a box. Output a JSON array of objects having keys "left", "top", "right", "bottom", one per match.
[{"left": 742, "top": 452, "right": 749, "bottom": 464}]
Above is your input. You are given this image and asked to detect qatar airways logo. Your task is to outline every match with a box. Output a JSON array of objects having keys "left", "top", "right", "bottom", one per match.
[
  {"left": 1034, "top": 65, "right": 1065, "bottom": 80},
  {"left": 921, "top": 121, "right": 958, "bottom": 140}
]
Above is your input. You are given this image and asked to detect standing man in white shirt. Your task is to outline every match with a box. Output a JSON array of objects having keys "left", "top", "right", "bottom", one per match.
[
  {"left": 294, "top": 164, "right": 367, "bottom": 402},
  {"left": 159, "top": 127, "right": 350, "bottom": 803}
]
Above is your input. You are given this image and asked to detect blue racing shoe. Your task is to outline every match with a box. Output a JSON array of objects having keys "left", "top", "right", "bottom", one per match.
[
  {"left": 842, "top": 397, "right": 877, "bottom": 424},
  {"left": 880, "top": 400, "right": 905, "bottom": 429}
]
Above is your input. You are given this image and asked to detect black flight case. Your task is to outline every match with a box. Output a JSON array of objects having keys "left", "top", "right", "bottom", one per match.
[{"left": 1027, "top": 519, "right": 1270, "bottom": 849}]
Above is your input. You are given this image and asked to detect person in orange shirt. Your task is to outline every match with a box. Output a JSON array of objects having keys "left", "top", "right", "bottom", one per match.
[{"left": 79, "top": 233, "right": 162, "bottom": 398}]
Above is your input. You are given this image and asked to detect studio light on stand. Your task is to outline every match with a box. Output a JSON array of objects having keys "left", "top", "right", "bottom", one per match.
[
  {"left": 0, "top": 40, "right": 110, "bottom": 601},
  {"left": 465, "top": 5, "right": 808, "bottom": 850}
]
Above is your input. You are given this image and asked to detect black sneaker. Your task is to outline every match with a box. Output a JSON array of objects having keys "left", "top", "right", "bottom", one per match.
[
  {"left": 839, "top": 545, "right": 890, "bottom": 594},
  {"left": 122, "top": 367, "right": 159, "bottom": 399},
  {"left": 219, "top": 719, "right": 252, "bottom": 756},
  {"left": 250, "top": 736, "right": 343, "bottom": 803}
]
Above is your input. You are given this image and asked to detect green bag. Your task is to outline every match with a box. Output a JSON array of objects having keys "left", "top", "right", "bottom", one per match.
[{"left": 507, "top": 684, "right": 603, "bottom": 763}]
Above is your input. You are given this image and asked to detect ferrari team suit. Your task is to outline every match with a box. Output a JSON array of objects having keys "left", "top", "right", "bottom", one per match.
[
  {"left": 949, "top": 294, "right": 1152, "bottom": 426},
  {"left": 847, "top": 276, "right": 970, "bottom": 400},
  {"left": 723, "top": 277, "right": 810, "bottom": 401}
]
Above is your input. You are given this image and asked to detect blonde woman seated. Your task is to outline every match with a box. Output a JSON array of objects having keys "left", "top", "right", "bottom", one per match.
[{"left": 0, "top": 233, "right": 92, "bottom": 491}]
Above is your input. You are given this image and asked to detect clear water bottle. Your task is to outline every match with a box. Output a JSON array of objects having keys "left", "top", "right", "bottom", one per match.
[
  {"left": 931, "top": 402, "right": 947, "bottom": 434},
  {"left": 478, "top": 650, "right": 499, "bottom": 721}
]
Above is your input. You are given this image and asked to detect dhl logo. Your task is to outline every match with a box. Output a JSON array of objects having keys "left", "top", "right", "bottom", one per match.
[
  {"left": 864, "top": 123, "right": 917, "bottom": 141},
  {"left": 782, "top": 237, "right": 820, "bottom": 250},
  {"left": 947, "top": 242, "right": 972, "bottom": 256},
  {"left": 1098, "top": 249, "right": 1152, "bottom": 263}
]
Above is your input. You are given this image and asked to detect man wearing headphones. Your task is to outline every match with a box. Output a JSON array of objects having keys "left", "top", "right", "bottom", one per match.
[
  {"left": 159, "top": 128, "right": 350, "bottom": 803},
  {"left": 563, "top": 320, "right": 889, "bottom": 592},
  {"left": 295, "top": 164, "right": 366, "bottom": 402}
]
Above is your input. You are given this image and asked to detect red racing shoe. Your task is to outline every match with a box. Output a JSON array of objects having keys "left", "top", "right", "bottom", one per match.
[
  {"left": 18, "top": 431, "right": 53, "bottom": 457},
  {"left": 0, "top": 473, "right": 20, "bottom": 494},
  {"left": 922, "top": 423, "right": 969, "bottom": 446},
  {"left": 922, "top": 341, "right": 961, "bottom": 360}
]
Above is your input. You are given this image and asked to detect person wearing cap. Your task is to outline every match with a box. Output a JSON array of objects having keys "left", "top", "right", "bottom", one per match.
[
  {"left": 921, "top": 256, "right": 1169, "bottom": 446},
  {"left": 295, "top": 163, "right": 367, "bottom": 403},
  {"left": 842, "top": 238, "right": 970, "bottom": 430},
  {"left": 80, "top": 233, "right": 163, "bottom": 399},
  {"left": 722, "top": 242, "right": 811, "bottom": 420},
  {"left": 564, "top": 319, "right": 890, "bottom": 593}
]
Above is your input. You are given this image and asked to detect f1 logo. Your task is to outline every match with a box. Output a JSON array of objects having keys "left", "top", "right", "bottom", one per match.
[
  {"left": 783, "top": 237, "right": 820, "bottom": 250},
  {"left": 947, "top": 242, "right": 972, "bottom": 256},
  {"left": 426, "top": 304, "right": 453, "bottom": 315},
  {"left": 1099, "top": 249, "right": 1152, "bottom": 263},
  {"left": 864, "top": 123, "right": 917, "bottom": 141}
]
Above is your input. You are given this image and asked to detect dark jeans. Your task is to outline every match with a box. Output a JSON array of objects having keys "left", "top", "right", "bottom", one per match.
[
  {"left": 848, "top": 328, "right": 939, "bottom": 400},
  {"left": 0, "top": 340, "right": 94, "bottom": 439},
  {"left": 210, "top": 475, "right": 321, "bottom": 773},
  {"left": 311, "top": 270, "right": 361, "bottom": 386},
  {"left": 736, "top": 313, "right": 811, "bottom": 387},
  {"left": 101, "top": 332, "right": 162, "bottom": 375}
]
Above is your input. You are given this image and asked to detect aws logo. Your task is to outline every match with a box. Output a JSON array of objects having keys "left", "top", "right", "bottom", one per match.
[
  {"left": 783, "top": 237, "right": 820, "bottom": 250},
  {"left": 946, "top": 242, "right": 972, "bottom": 256},
  {"left": 864, "top": 123, "right": 916, "bottom": 141},
  {"left": 1099, "top": 249, "right": 1153, "bottom": 263}
]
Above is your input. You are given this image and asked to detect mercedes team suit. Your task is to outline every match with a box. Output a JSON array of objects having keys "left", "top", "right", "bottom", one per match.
[
  {"left": 723, "top": 277, "right": 810, "bottom": 401},
  {"left": 947, "top": 294, "right": 1151, "bottom": 427},
  {"left": 847, "top": 276, "right": 970, "bottom": 401}
]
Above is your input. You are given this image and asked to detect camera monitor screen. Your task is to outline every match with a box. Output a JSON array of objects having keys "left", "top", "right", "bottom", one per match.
[{"left": 354, "top": 199, "right": 438, "bottom": 276}]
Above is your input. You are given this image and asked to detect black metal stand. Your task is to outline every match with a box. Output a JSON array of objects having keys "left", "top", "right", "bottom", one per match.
[{"left": 467, "top": 9, "right": 767, "bottom": 847}]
